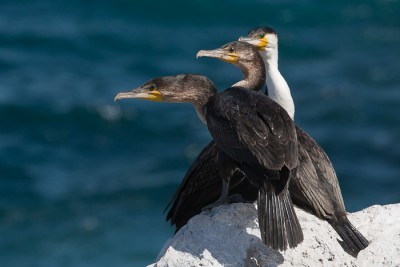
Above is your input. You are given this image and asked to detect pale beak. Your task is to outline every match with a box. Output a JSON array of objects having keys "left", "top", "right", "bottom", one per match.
[
  {"left": 239, "top": 36, "right": 267, "bottom": 51},
  {"left": 196, "top": 49, "right": 238, "bottom": 64},
  {"left": 114, "top": 89, "right": 162, "bottom": 102}
]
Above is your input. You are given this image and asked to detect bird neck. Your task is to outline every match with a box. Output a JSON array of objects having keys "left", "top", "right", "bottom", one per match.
[
  {"left": 263, "top": 49, "right": 295, "bottom": 120},
  {"left": 192, "top": 87, "right": 216, "bottom": 124},
  {"left": 232, "top": 60, "right": 266, "bottom": 92}
]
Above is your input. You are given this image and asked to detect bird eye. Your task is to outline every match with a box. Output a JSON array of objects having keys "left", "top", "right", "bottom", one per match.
[
  {"left": 147, "top": 84, "right": 156, "bottom": 91},
  {"left": 228, "top": 47, "right": 234, "bottom": 53},
  {"left": 259, "top": 33, "right": 265, "bottom": 39}
]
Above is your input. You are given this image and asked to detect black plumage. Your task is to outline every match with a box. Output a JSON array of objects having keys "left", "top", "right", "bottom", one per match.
[
  {"left": 115, "top": 41, "right": 305, "bottom": 250},
  {"left": 292, "top": 127, "right": 369, "bottom": 256},
  {"left": 165, "top": 140, "right": 257, "bottom": 230},
  {"left": 205, "top": 86, "right": 303, "bottom": 250},
  {"left": 244, "top": 26, "right": 369, "bottom": 256},
  {"left": 165, "top": 35, "right": 368, "bottom": 256},
  {"left": 164, "top": 141, "right": 251, "bottom": 230}
]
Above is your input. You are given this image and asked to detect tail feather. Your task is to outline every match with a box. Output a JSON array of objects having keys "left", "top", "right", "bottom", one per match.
[
  {"left": 258, "top": 185, "right": 303, "bottom": 251},
  {"left": 283, "top": 190, "right": 304, "bottom": 247},
  {"left": 330, "top": 217, "right": 369, "bottom": 257},
  {"left": 273, "top": 190, "right": 284, "bottom": 250},
  {"left": 257, "top": 191, "right": 268, "bottom": 245}
]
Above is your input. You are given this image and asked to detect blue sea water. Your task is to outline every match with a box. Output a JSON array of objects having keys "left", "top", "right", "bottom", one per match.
[{"left": 0, "top": 0, "right": 399, "bottom": 266}]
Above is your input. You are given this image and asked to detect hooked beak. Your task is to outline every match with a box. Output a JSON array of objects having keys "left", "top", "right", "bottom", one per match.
[
  {"left": 196, "top": 48, "right": 239, "bottom": 64},
  {"left": 239, "top": 36, "right": 268, "bottom": 51},
  {"left": 114, "top": 89, "right": 162, "bottom": 102}
]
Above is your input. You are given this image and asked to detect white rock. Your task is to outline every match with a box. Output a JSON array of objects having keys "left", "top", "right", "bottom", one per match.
[{"left": 148, "top": 203, "right": 400, "bottom": 267}]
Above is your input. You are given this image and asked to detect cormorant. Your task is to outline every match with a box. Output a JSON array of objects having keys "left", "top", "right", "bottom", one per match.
[
  {"left": 115, "top": 42, "right": 304, "bottom": 251},
  {"left": 239, "top": 26, "right": 369, "bottom": 256},
  {"left": 165, "top": 29, "right": 368, "bottom": 256}
]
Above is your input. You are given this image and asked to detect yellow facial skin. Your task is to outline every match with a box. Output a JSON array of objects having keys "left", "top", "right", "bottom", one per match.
[
  {"left": 221, "top": 52, "right": 239, "bottom": 63},
  {"left": 257, "top": 36, "right": 268, "bottom": 50},
  {"left": 114, "top": 89, "right": 163, "bottom": 102},
  {"left": 238, "top": 36, "right": 268, "bottom": 51}
]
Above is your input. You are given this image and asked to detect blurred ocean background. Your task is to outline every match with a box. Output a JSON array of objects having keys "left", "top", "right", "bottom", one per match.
[{"left": 0, "top": 0, "right": 399, "bottom": 266}]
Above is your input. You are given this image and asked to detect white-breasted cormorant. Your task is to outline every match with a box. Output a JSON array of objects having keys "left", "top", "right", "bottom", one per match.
[
  {"left": 165, "top": 29, "right": 368, "bottom": 256},
  {"left": 239, "top": 26, "right": 369, "bottom": 256},
  {"left": 115, "top": 42, "right": 304, "bottom": 251}
]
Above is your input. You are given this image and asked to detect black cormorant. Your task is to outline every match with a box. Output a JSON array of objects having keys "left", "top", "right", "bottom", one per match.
[
  {"left": 165, "top": 30, "right": 368, "bottom": 256},
  {"left": 239, "top": 26, "right": 369, "bottom": 256},
  {"left": 115, "top": 42, "right": 304, "bottom": 251}
]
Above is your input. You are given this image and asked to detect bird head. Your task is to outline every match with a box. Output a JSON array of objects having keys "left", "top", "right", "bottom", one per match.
[
  {"left": 114, "top": 74, "right": 216, "bottom": 104},
  {"left": 239, "top": 26, "right": 278, "bottom": 56},
  {"left": 196, "top": 41, "right": 262, "bottom": 67}
]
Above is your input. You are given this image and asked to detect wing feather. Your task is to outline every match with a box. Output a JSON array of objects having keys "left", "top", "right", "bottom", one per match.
[{"left": 207, "top": 88, "right": 297, "bottom": 172}]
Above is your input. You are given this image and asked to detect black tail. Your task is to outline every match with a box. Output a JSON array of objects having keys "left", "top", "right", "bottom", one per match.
[
  {"left": 258, "top": 185, "right": 304, "bottom": 251},
  {"left": 330, "top": 216, "right": 369, "bottom": 257}
]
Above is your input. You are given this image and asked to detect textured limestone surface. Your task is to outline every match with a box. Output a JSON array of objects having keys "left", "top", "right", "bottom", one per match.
[{"left": 148, "top": 203, "right": 400, "bottom": 267}]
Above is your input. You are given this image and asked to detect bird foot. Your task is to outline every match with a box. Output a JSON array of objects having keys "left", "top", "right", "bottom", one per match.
[
  {"left": 201, "top": 198, "right": 229, "bottom": 212},
  {"left": 227, "top": 193, "right": 248, "bottom": 203},
  {"left": 201, "top": 194, "right": 247, "bottom": 212}
]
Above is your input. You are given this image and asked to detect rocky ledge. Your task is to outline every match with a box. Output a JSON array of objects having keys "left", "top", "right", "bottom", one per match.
[{"left": 148, "top": 203, "right": 400, "bottom": 267}]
